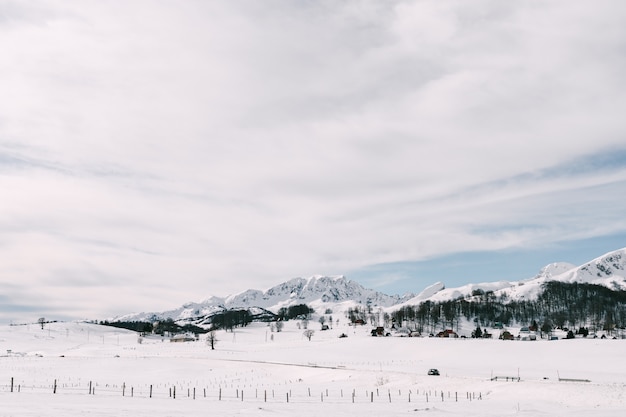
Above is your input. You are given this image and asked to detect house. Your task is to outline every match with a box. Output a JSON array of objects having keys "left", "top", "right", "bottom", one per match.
[
  {"left": 519, "top": 327, "right": 537, "bottom": 341},
  {"left": 371, "top": 327, "right": 388, "bottom": 337},
  {"left": 170, "top": 334, "right": 196, "bottom": 343},
  {"left": 352, "top": 319, "right": 365, "bottom": 326},
  {"left": 500, "top": 330, "right": 515, "bottom": 340},
  {"left": 436, "top": 329, "right": 458, "bottom": 338}
]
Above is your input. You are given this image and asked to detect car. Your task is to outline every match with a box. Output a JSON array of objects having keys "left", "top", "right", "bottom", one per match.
[{"left": 428, "top": 368, "right": 440, "bottom": 376}]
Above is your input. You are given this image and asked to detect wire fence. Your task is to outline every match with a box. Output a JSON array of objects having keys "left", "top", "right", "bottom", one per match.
[{"left": 1, "top": 377, "right": 483, "bottom": 405}]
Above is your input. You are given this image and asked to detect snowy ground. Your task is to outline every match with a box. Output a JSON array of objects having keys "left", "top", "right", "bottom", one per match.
[{"left": 1, "top": 321, "right": 625, "bottom": 416}]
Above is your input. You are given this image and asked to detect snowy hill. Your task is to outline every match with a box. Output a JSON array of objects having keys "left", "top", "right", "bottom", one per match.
[
  {"left": 487, "top": 248, "right": 626, "bottom": 301},
  {"left": 116, "top": 248, "right": 626, "bottom": 323},
  {"left": 398, "top": 248, "right": 626, "bottom": 306}
]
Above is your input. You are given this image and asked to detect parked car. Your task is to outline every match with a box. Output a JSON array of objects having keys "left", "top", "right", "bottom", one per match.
[{"left": 428, "top": 368, "right": 440, "bottom": 376}]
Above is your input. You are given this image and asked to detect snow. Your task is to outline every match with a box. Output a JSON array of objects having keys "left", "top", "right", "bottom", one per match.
[{"left": 2, "top": 321, "right": 625, "bottom": 416}]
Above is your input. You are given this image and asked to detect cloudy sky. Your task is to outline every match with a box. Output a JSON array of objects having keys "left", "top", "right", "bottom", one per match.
[{"left": 1, "top": 0, "right": 626, "bottom": 322}]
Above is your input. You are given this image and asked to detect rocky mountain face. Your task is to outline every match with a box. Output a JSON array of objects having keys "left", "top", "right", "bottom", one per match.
[
  {"left": 115, "top": 248, "right": 626, "bottom": 323},
  {"left": 116, "top": 275, "right": 413, "bottom": 323}
]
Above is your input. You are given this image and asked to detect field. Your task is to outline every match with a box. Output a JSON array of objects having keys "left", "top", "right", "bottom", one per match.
[{"left": 1, "top": 321, "right": 625, "bottom": 416}]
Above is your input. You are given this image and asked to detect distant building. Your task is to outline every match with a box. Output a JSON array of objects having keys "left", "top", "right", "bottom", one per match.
[
  {"left": 170, "top": 334, "right": 196, "bottom": 343},
  {"left": 436, "top": 329, "right": 458, "bottom": 338}
]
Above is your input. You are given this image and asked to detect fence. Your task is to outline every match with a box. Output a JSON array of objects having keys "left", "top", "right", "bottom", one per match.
[{"left": 2, "top": 377, "right": 483, "bottom": 405}]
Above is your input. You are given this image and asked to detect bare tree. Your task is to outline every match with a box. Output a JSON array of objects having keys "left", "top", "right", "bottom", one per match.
[
  {"left": 206, "top": 331, "right": 218, "bottom": 350},
  {"left": 303, "top": 329, "right": 315, "bottom": 341}
]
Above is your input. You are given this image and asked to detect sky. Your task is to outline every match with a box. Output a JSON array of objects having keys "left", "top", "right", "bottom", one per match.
[{"left": 1, "top": 0, "right": 626, "bottom": 323}]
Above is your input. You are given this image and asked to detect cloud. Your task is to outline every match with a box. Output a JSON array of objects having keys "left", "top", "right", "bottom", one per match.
[{"left": 1, "top": 0, "right": 625, "bottom": 320}]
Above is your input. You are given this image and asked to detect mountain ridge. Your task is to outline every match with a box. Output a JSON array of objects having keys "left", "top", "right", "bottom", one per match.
[{"left": 115, "top": 247, "right": 626, "bottom": 323}]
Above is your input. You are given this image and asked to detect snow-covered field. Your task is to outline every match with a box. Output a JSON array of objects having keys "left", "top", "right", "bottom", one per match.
[{"left": 1, "top": 321, "right": 625, "bottom": 416}]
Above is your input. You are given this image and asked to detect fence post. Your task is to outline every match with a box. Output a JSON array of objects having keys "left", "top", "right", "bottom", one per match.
[
  {"left": 53, "top": 379, "right": 57, "bottom": 394},
  {"left": 150, "top": 385, "right": 153, "bottom": 398},
  {"left": 11, "top": 377, "right": 14, "bottom": 393}
]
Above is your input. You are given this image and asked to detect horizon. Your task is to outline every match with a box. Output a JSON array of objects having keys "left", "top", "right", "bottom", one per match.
[
  {"left": 5, "top": 242, "right": 626, "bottom": 325},
  {"left": 2, "top": 1, "right": 626, "bottom": 323}
]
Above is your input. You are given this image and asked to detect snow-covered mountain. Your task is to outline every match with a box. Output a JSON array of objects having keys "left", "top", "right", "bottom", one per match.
[
  {"left": 116, "top": 275, "right": 413, "bottom": 323},
  {"left": 400, "top": 248, "right": 626, "bottom": 306},
  {"left": 116, "top": 248, "right": 626, "bottom": 323}
]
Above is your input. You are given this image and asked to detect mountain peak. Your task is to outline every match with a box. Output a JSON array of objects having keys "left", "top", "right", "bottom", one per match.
[{"left": 114, "top": 247, "right": 626, "bottom": 323}]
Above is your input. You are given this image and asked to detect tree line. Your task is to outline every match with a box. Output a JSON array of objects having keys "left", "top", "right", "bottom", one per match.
[
  {"left": 100, "top": 319, "right": 206, "bottom": 335},
  {"left": 390, "top": 282, "right": 626, "bottom": 335},
  {"left": 276, "top": 304, "right": 314, "bottom": 320}
]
